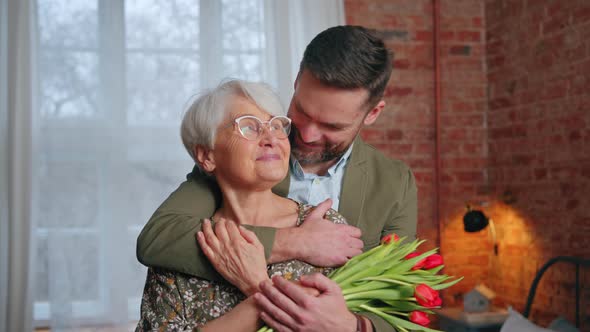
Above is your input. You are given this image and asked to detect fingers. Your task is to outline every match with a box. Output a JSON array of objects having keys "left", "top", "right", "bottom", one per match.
[
  {"left": 270, "top": 275, "right": 313, "bottom": 306},
  {"left": 343, "top": 224, "right": 362, "bottom": 238},
  {"left": 255, "top": 280, "right": 300, "bottom": 327},
  {"left": 291, "top": 280, "right": 320, "bottom": 297},
  {"left": 299, "top": 273, "right": 339, "bottom": 294},
  {"left": 214, "top": 218, "right": 231, "bottom": 244},
  {"left": 259, "top": 310, "right": 293, "bottom": 332},
  {"left": 346, "top": 248, "right": 363, "bottom": 259},
  {"left": 307, "top": 198, "right": 332, "bottom": 219},
  {"left": 239, "top": 226, "right": 261, "bottom": 246},
  {"left": 196, "top": 230, "right": 216, "bottom": 261},
  {"left": 224, "top": 218, "right": 242, "bottom": 244},
  {"left": 201, "top": 219, "right": 221, "bottom": 251}
]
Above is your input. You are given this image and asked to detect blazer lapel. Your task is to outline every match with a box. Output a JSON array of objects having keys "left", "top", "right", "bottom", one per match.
[{"left": 339, "top": 136, "right": 368, "bottom": 227}]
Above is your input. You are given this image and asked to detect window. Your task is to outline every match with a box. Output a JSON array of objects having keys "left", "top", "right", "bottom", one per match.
[{"left": 33, "top": 0, "right": 273, "bottom": 325}]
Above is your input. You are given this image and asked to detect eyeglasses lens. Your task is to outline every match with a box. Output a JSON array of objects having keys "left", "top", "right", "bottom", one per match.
[{"left": 237, "top": 116, "right": 291, "bottom": 140}]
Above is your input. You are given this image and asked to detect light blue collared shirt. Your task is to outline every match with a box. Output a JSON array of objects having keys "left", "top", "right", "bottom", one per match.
[{"left": 287, "top": 144, "right": 354, "bottom": 211}]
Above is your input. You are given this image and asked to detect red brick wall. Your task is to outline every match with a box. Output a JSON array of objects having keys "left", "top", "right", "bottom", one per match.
[
  {"left": 485, "top": 0, "right": 590, "bottom": 327},
  {"left": 346, "top": 0, "right": 489, "bottom": 306},
  {"left": 346, "top": 0, "right": 590, "bottom": 328}
]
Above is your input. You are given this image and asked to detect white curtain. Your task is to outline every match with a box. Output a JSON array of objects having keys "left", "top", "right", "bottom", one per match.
[{"left": 0, "top": 0, "right": 344, "bottom": 331}]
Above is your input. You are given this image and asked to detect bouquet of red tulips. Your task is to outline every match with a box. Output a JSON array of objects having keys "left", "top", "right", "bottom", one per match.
[{"left": 258, "top": 234, "right": 462, "bottom": 332}]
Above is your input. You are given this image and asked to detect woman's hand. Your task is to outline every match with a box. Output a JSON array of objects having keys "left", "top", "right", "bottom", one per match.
[{"left": 197, "top": 218, "right": 269, "bottom": 296}]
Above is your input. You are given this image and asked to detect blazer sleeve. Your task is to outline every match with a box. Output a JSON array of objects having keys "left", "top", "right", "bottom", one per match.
[
  {"left": 136, "top": 168, "right": 278, "bottom": 280},
  {"left": 360, "top": 312, "right": 397, "bottom": 332},
  {"left": 383, "top": 167, "right": 417, "bottom": 241}
]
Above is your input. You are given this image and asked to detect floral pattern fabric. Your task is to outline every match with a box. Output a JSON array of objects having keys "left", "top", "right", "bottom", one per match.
[{"left": 136, "top": 203, "right": 347, "bottom": 332}]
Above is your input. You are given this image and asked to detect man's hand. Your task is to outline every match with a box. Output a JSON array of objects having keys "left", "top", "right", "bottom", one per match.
[
  {"left": 197, "top": 218, "right": 269, "bottom": 296},
  {"left": 272, "top": 199, "right": 363, "bottom": 266},
  {"left": 254, "top": 273, "right": 357, "bottom": 332}
]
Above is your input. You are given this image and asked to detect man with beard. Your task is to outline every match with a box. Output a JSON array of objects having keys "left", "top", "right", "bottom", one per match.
[{"left": 137, "top": 25, "right": 417, "bottom": 331}]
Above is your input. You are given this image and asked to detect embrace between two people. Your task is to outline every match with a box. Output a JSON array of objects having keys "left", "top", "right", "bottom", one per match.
[{"left": 135, "top": 25, "right": 418, "bottom": 332}]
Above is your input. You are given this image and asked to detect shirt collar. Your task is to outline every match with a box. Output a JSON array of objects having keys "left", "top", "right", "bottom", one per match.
[{"left": 291, "top": 143, "right": 354, "bottom": 178}]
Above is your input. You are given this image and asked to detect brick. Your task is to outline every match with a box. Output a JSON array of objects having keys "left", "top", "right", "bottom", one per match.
[
  {"left": 449, "top": 45, "right": 472, "bottom": 56},
  {"left": 386, "top": 129, "right": 403, "bottom": 140},
  {"left": 384, "top": 86, "right": 413, "bottom": 97},
  {"left": 415, "top": 30, "right": 432, "bottom": 41},
  {"left": 393, "top": 59, "right": 411, "bottom": 69},
  {"left": 573, "top": 6, "right": 590, "bottom": 25},
  {"left": 440, "top": 30, "right": 455, "bottom": 41},
  {"left": 457, "top": 30, "right": 482, "bottom": 43},
  {"left": 473, "top": 17, "right": 483, "bottom": 28},
  {"left": 377, "top": 29, "right": 409, "bottom": 41}
]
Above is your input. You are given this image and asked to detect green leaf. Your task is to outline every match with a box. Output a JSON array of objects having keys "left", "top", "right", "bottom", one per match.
[
  {"left": 425, "top": 265, "right": 444, "bottom": 275},
  {"left": 385, "top": 248, "right": 439, "bottom": 275},
  {"left": 359, "top": 304, "right": 443, "bottom": 332},
  {"left": 331, "top": 244, "right": 392, "bottom": 283},
  {"left": 430, "top": 276, "right": 464, "bottom": 290},
  {"left": 358, "top": 277, "right": 412, "bottom": 287},
  {"left": 382, "top": 299, "right": 427, "bottom": 311},
  {"left": 344, "top": 286, "right": 414, "bottom": 301},
  {"left": 342, "top": 280, "right": 392, "bottom": 295},
  {"left": 337, "top": 241, "right": 429, "bottom": 288}
]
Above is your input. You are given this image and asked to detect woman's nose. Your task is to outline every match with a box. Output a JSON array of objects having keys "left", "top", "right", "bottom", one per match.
[{"left": 258, "top": 126, "right": 278, "bottom": 145}]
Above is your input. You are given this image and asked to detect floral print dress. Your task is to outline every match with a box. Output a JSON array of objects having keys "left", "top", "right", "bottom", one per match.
[{"left": 136, "top": 203, "right": 347, "bottom": 332}]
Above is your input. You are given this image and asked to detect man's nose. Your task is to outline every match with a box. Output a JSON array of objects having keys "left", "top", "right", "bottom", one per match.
[{"left": 296, "top": 122, "right": 322, "bottom": 143}]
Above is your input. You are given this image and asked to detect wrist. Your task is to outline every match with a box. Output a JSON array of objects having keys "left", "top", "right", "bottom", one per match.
[
  {"left": 270, "top": 227, "right": 304, "bottom": 263},
  {"left": 242, "top": 276, "right": 270, "bottom": 297},
  {"left": 353, "top": 313, "right": 369, "bottom": 332}
]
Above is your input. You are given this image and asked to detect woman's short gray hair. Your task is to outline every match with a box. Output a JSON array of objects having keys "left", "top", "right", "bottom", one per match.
[{"left": 181, "top": 79, "right": 285, "bottom": 162}]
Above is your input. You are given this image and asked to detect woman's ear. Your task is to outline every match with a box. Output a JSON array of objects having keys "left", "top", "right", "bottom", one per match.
[{"left": 194, "top": 145, "right": 216, "bottom": 173}]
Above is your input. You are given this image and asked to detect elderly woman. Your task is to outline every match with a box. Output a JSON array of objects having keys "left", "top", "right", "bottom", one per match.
[{"left": 136, "top": 80, "right": 348, "bottom": 331}]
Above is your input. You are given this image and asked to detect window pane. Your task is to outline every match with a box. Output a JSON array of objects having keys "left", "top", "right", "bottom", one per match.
[
  {"left": 35, "top": 235, "right": 50, "bottom": 303},
  {"left": 38, "top": 51, "right": 100, "bottom": 119},
  {"left": 126, "top": 0, "right": 200, "bottom": 125},
  {"left": 126, "top": 53, "right": 199, "bottom": 124},
  {"left": 221, "top": 0, "right": 265, "bottom": 51},
  {"left": 120, "top": 159, "right": 192, "bottom": 228},
  {"left": 223, "top": 54, "right": 262, "bottom": 80},
  {"left": 37, "top": 0, "right": 98, "bottom": 48},
  {"left": 51, "top": 234, "right": 100, "bottom": 301},
  {"left": 36, "top": 160, "right": 100, "bottom": 228},
  {"left": 126, "top": 0, "right": 199, "bottom": 49},
  {"left": 35, "top": 233, "right": 101, "bottom": 305}
]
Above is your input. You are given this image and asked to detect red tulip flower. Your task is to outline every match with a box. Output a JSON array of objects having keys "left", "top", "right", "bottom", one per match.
[
  {"left": 381, "top": 233, "right": 399, "bottom": 244},
  {"left": 415, "top": 284, "right": 442, "bottom": 308},
  {"left": 405, "top": 251, "right": 426, "bottom": 270},
  {"left": 423, "top": 254, "right": 443, "bottom": 269},
  {"left": 409, "top": 311, "right": 430, "bottom": 326}
]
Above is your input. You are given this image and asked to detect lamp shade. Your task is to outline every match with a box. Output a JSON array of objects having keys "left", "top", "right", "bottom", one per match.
[{"left": 463, "top": 209, "right": 489, "bottom": 232}]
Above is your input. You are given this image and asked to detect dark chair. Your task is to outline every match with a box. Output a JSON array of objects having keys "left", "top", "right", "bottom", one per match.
[{"left": 523, "top": 256, "right": 590, "bottom": 328}]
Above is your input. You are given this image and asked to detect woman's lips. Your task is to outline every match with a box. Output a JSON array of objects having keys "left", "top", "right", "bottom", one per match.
[{"left": 256, "top": 153, "right": 281, "bottom": 161}]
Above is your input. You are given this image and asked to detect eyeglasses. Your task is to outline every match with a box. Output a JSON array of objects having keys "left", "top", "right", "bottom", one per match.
[{"left": 227, "top": 115, "right": 292, "bottom": 141}]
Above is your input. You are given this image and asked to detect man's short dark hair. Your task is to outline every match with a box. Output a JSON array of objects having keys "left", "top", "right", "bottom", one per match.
[{"left": 299, "top": 25, "right": 393, "bottom": 110}]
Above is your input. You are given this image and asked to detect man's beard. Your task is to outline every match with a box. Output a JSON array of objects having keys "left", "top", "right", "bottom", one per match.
[{"left": 289, "top": 126, "right": 350, "bottom": 165}]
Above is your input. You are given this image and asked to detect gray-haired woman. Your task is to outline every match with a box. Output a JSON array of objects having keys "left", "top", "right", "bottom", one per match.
[{"left": 136, "top": 80, "right": 348, "bottom": 331}]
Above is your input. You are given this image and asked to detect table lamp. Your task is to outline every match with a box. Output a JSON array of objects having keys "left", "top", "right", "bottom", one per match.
[{"left": 463, "top": 206, "right": 498, "bottom": 255}]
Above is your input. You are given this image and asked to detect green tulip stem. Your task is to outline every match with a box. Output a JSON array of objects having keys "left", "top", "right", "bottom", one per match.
[{"left": 387, "top": 310, "right": 409, "bottom": 317}]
